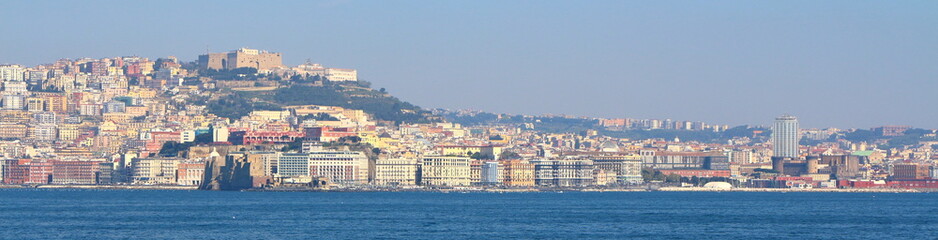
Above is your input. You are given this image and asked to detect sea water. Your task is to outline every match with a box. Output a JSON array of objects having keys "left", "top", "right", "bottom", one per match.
[{"left": 0, "top": 189, "right": 936, "bottom": 239}]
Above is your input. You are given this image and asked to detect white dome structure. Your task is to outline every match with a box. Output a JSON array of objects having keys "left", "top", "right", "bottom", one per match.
[
  {"left": 599, "top": 141, "right": 620, "bottom": 152},
  {"left": 703, "top": 182, "right": 732, "bottom": 189}
]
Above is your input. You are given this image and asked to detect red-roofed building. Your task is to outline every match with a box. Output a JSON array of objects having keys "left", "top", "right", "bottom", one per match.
[
  {"left": 304, "top": 126, "right": 356, "bottom": 142},
  {"left": 241, "top": 131, "right": 305, "bottom": 145}
]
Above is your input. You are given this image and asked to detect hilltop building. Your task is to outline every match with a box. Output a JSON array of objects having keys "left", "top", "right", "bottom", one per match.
[{"left": 198, "top": 48, "right": 283, "bottom": 71}]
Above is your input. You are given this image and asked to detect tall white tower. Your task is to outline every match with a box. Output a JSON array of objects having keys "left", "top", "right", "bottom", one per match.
[{"left": 772, "top": 115, "right": 799, "bottom": 158}]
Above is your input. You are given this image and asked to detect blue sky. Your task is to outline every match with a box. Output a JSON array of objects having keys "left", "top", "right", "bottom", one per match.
[{"left": 1, "top": 1, "right": 936, "bottom": 129}]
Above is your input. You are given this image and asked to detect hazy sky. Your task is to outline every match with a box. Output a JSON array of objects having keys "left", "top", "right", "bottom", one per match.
[{"left": 1, "top": 1, "right": 936, "bottom": 129}]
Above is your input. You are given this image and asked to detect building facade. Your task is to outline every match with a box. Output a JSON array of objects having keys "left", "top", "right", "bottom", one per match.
[
  {"left": 198, "top": 48, "right": 283, "bottom": 71},
  {"left": 308, "top": 151, "right": 369, "bottom": 185},
  {"left": 772, "top": 115, "right": 799, "bottom": 158},
  {"left": 420, "top": 156, "right": 471, "bottom": 186},
  {"left": 500, "top": 159, "right": 534, "bottom": 187},
  {"left": 374, "top": 158, "right": 418, "bottom": 186},
  {"left": 532, "top": 159, "right": 594, "bottom": 187}
]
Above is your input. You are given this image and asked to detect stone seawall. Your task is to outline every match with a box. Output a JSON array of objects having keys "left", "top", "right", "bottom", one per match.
[
  {"left": 0, "top": 185, "right": 198, "bottom": 190},
  {"left": 656, "top": 187, "right": 919, "bottom": 193}
]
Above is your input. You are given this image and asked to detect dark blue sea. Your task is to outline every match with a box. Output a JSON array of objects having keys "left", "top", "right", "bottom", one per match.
[{"left": 1, "top": 189, "right": 936, "bottom": 239}]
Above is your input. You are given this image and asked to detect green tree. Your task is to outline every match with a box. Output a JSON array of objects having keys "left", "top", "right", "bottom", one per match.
[
  {"left": 665, "top": 174, "right": 682, "bottom": 183},
  {"left": 159, "top": 141, "right": 192, "bottom": 157},
  {"left": 499, "top": 151, "right": 521, "bottom": 160},
  {"left": 470, "top": 152, "right": 494, "bottom": 160}
]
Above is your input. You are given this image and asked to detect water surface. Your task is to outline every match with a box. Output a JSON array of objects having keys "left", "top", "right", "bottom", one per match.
[{"left": 0, "top": 189, "right": 935, "bottom": 239}]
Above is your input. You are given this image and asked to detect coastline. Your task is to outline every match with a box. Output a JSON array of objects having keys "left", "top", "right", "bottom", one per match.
[
  {"left": 0, "top": 185, "right": 198, "bottom": 190},
  {"left": 654, "top": 187, "right": 921, "bottom": 193},
  {"left": 0, "top": 184, "right": 924, "bottom": 193}
]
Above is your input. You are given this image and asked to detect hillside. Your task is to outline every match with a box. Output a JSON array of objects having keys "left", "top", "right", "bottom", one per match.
[{"left": 205, "top": 81, "right": 438, "bottom": 124}]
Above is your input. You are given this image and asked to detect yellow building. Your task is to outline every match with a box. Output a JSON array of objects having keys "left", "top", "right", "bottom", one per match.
[
  {"left": 0, "top": 123, "right": 27, "bottom": 139},
  {"left": 420, "top": 156, "right": 471, "bottom": 186},
  {"left": 501, "top": 159, "right": 535, "bottom": 187},
  {"left": 99, "top": 121, "right": 119, "bottom": 132},
  {"left": 125, "top": 106, "right": 148, "bottom": 117},
  {"left": 103, "top": 112, "right": 131, "bottom": 123},
  {"left": 127, "top": 88, "right": 158, "bottom": 99},
  {"left": 57, "top": 124, "right": 80, "bottom": 142},
  {"left": 43, "top": 95, "right": 68, "bottom": 113}
]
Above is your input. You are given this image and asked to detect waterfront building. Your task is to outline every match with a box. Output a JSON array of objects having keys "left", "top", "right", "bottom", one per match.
[
  {"left": 640, "top": 151, "right": 726, "bottom": 170},
  {"left": 500, "top": 159, "right": 534, "bottom": 187},
  {"left": 242, "top": 151, "right": 279, "bottom": 177},
  {"left": 891, "top": 163, "right": 930, "bottom": 180},
  {"left": 470, "top": 160, "right": 483, "bottom": 184},
  {"left": 532, "top": 159, "right": 594, "bottom": 187},
  {"left": 176, "top": 161, "right": 206, "bottom": 186},
  {"left": 50, "top": 160, "right": 111, "bottom": 185},
  {"left": 277, "top": 153, "right": 310, "bottom": 177},
  {"left": 308, "top": 151, "right": 369, "bottom": 185},
  {"left": 420, "top": 156, "right": 471, "bottom": 187},
  {"left": 481, "top": 161, "right": 500, "bottom": 184},
  {"left": 591, "top": 155, "right": 643, "bottom": 184},
  {"left": 374, "top": 158, "right": 418, "bottom": 186},
  {"left": 131, "top": 158, "right": 182, "bottom": 185}
]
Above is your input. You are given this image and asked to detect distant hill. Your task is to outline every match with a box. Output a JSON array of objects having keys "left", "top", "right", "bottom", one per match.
[{"left": 440, "top": 110, "right": 771, "bottom": 143}]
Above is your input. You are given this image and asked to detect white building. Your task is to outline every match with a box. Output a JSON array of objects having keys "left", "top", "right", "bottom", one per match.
[
  {"left": 0, "top": 65, "right": 25, "bottom": 81},
  {"left": 213, "top": 126, "right": 229, "bottom": 142},
  {"left": 420, "top": 156, "right": 471, "bottom": 186},
  {"left": 772, "top": 115, "right": 800, "bottom": 158},
  {"left": 277, "top": 153, "right": 310, "bottom": 177},
  {"left": 180, "top": 130, "right": 196, "bottom": 143},
  {"left": 131, "top": 158, "right": 182, "bottom": 185},
  {"left": 324, "top": 68, "right": 357, "bottom": 81},
  {"left": 374, "top": 158, "right": 418, "bottom": 186},
  {"left": 3, "top": 81, "right": 28, "bottom": 94},
  {"left": 308, "top": 151, "right": 369, "bottom": 185},
  {"left": 2, "top": 95, "right": 24, "bottom": 110},
  {"left": 30, "top": 124, "right": 57, "bottom": 142}
]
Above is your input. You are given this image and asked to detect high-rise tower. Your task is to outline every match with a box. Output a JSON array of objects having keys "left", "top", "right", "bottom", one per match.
[{"left": 772, "top": 115, "right": 799, "bottom": 158}]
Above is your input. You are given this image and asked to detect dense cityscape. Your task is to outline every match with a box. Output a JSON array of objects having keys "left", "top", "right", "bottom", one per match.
[{"left": 0, "top": 48, "right": 936, "bottom": 192}]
